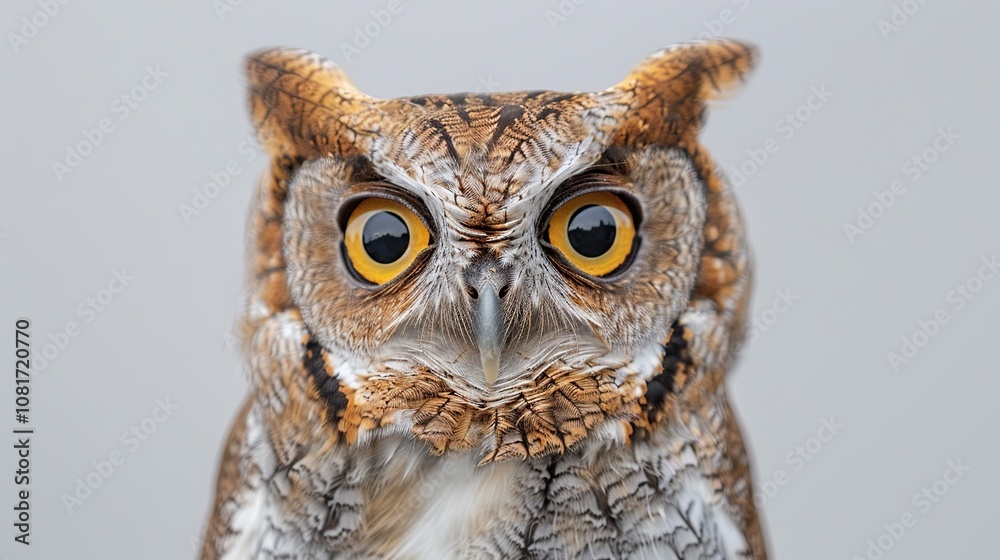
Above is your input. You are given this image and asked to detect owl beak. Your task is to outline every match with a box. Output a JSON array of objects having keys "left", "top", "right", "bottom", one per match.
[{"left": 474, "top": 279, "right": 503, "bottom": 386}]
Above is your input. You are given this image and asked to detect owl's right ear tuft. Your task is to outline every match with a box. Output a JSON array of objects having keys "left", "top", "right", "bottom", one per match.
[
  {"left": 245, "top": 48, "right": 376, "bottom": 160},
  {"left": 241, "top": 49, "right": 379, "bottom": 322}
]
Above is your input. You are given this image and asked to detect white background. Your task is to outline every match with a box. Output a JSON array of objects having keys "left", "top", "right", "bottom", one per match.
[{"left": 1, "top": 1, "right": 998, "bottom": 558}]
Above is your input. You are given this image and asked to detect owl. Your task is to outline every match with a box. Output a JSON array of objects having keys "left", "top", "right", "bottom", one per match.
[{"left": 201, "top": 39, "right": 766, "bottom": 559}]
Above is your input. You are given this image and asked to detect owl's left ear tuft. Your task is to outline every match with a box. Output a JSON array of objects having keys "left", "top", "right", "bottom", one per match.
[{"left": 609, "top": 39, "right": 758, "bottom": 146}]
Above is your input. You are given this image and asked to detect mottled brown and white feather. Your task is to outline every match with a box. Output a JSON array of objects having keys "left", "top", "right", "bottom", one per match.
[{"left": 201, "top": 39, "right": 766, "bottom": 559}]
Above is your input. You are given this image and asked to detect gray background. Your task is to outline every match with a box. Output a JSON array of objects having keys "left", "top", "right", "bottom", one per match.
[{"left": 2, "top": 1, "right": 997, "bottom": 558}]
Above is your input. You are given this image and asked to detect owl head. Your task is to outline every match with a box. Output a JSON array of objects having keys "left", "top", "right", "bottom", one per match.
[{"left": 242, "top": 40, "right": 756, "bottom": 462}]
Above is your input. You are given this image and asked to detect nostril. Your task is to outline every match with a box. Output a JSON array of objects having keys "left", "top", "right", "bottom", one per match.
[
  {"left": 497, "top": 285, "right": 509, "bottom": 299},
  {"left": 467, "top": 285, "right": 479, "bottom": 299}
]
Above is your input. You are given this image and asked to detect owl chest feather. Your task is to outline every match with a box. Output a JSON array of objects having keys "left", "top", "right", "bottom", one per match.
[{"left": 227, "top": 418, "right": 751, "bottom": 560}]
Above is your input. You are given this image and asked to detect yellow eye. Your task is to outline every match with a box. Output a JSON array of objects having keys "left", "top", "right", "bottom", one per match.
[
  {"left": 547, "top": 191, "right": 636, "bottom": 277},
  {"left": 344, "top": 198, "right": 430, "bottom": 285}
]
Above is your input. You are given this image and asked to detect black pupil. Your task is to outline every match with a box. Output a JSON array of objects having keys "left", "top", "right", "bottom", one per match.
[
  {"left": 362, "top": 211, "right": 410, "bottom": 264},
  {"left": 567, "top": 204, "right": 616, "bottom": 258}
]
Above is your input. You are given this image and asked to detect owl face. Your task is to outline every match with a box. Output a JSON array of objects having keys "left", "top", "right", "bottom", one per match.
[
  {"left": 285, "top": 125, "right": 706, "bottom": 396},
  {"left": 246, "top": 42, "right": 755, "bottom": 458}
]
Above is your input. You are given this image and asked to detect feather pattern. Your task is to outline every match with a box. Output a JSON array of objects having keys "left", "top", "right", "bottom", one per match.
[{"left": 201, "top": 39, "right": 766, "bottom": 559}]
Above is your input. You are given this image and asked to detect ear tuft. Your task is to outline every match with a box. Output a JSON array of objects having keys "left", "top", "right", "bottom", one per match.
[
  {"left": 622, "top": 39, "right": 757, "bottom": 101},
  {"left": 610, "top": 39, "right": 758, "bottom": 146},
  {"left": 245, "top": 48, "right": 375, "bottom": 159}
]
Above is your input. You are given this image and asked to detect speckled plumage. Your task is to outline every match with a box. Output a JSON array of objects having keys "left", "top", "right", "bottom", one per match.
[{"left": 202, "top": 40, "right": 767, "bottom": 559}]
